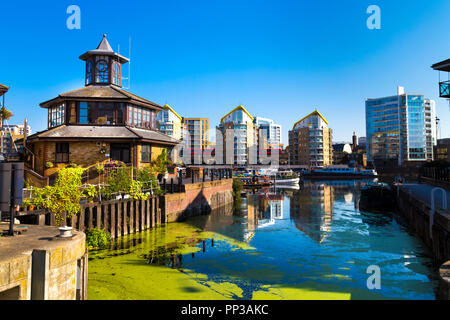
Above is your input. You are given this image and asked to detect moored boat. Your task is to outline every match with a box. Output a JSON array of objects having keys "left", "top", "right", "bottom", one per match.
[{"left": 303, "top": 166, "right": 377, "bottom": 179}]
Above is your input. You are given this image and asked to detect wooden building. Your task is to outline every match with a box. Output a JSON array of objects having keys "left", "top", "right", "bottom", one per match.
[{"left": 26, "top": 35, "right": 179, "bottom": 177}]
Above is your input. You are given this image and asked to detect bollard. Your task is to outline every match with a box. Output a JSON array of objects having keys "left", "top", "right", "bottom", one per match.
[
  {"left": 170, "top": 178, "right": 174, "bottom": 193},
  {"left": 163, "top": 178, "right": 166, "bottom": 192}
]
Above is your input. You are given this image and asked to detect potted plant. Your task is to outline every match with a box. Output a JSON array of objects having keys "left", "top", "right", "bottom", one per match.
[
  {"left": 33, "top": 167, "right": 85, "bottom": 237},
  {"left": 45, "top": 161, "right": 54, "bottom": 169}
]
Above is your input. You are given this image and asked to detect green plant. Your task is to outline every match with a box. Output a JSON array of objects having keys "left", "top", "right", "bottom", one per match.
[
  {"left": 82, "top": 184, "right": 98, "bottom": 200},
  {"left": 95, "top": 164, "right": 105, "bottom": 174},
  {"left": 102, "top": 167, "right": 132, "bottom": 200},
  {"left": 85, "top": 228, "right": 111, "bottom": 249},
  {"left": 136, "top": 167, "right": 161, "bottom": 195},
  {"left": 45, "top": 161, "right": 54, "bottom": 169},
  {"left": 151, "top": 150, "right": 172, "bottom": 174},
  {"left": 32, "top": 167, "right": 85, "bottom": 226},
  {"left": 129, "top": 180, "right": 149, "bottom": 200},
  {"left": 22, "top": 198, "right": 33, "bottom": 209},
  {"left": 32, "top": 187, "right": 47, "bottom": 209}
]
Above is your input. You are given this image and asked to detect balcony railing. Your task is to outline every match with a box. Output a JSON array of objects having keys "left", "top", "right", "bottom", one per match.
[{"left": 439, "top": 80, "right": 450, "bottom": 98}]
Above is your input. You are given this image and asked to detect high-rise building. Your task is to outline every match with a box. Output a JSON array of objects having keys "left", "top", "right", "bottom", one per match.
[
  {"left": 156, "top": 105, "right": 185, "bottom": 140},
  {"left": 182, "top": 117, "right": 209, "bottom": 163},
  {"left": 1, "top": 124, "right": 31, "bottom": 155},
  {"left": 288, "top": 110, "right": 333, "bottom": 168},
  {"left": 156, "top": 105, "right": 185, "bottom": 162},
  {"left": 253, "top": 117, "right": 282, "bottom": 149},
  {"left": 217, "top": 105, "right": 258, "bottom": 166},
  {"left": 365, "top": 87, "right": 436, "bottom": 165}
]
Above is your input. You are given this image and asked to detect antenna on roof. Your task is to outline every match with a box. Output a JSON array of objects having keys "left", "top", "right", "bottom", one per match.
[{"left": 120, "top": 37, "right": 131, "bottom": 90}]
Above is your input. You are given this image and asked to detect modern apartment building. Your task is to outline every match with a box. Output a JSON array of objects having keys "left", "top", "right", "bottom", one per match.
[
  {"left": 217, "top": 105, "right": 258, "bottom": 166},
  {"left": 253, "top": 117, "right": 282, "bottom": 149},
  {"left": 182, "top": 117, "right": 209, "bottom": 163},
  {"left": 365, "top": 87, "right": 436, "bottom": 165},
  {"left": 288, "top": 110, "right": 333, "bottom": 168},
  {"left": 156, "top": 105, "right": 185, "bottom": 140},
  {"left": 0, "top": 124, "right": 31, "bottom": 155},
  {"left": 156, "top": 105, "right": 185, "bottom": 162}
]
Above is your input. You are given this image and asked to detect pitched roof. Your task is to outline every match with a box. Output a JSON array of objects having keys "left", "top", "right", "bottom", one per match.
[
  {"left": 39, "top": 85, "right": 162, "bottom": 110},
  {"left": 431, "top": 58, "right": 450, "bottom": 72},
  {"left": 220, "top": 105, "right": 253, "bottom": 124},
  {"left": 292, "top": 110, "right": 329, "bottom": 130},
  {"left": 161, "top": 104, "right": 182, "bottom": 121},
  {"left": 0, "top": 83, "right": 9, "bottom": 95},
  {"left": 26, "top": 125, "right": 180, "bottom": 145},
  {"left": 79, "top": 34, "right": 129, "bottom": 63}
]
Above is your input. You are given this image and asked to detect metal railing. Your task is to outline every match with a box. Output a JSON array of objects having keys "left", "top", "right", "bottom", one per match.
[{"left": 420, "top": 167, "right": 450, "bottom": 182}]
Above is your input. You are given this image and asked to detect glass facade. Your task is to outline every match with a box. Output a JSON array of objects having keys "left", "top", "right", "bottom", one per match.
[{"left": 366, "top": 92, "right": 435, "bottom": 162}]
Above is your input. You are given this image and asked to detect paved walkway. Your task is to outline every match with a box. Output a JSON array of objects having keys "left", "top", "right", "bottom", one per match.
[{"left": 399, "top": 183, "right": 450, "bottom": 213}]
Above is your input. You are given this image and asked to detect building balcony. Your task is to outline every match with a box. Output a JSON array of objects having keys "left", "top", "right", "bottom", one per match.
[{"left": 439, "top": 80, "right": 450, "bottom": 98}]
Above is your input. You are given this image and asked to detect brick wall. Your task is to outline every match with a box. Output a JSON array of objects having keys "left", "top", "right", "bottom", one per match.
[{"left": 163, "top": 179, "right": 234, "bottom": 222}]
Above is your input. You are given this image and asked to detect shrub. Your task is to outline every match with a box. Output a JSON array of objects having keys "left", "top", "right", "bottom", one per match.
[
  {"left": 85, "top": 228, "right": 111, "bottom": 249},
  {"left": 31, "top": 167, "right": 85, "bottom": 225},
  {"left": 136, "top": 167, "right": 161, "bottom": 195},
  {"left": 82, "top": 184, "right": 97, "bottom": 200}
]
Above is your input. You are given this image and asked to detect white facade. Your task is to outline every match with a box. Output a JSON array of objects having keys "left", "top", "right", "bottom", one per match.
[{"left": 254, "top": 116, "right": 282, "bottom": 148}]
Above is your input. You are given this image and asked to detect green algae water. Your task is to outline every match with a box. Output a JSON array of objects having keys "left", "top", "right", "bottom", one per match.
[{"left": 88, "top": 180, "right": 439, "bottom": 300}]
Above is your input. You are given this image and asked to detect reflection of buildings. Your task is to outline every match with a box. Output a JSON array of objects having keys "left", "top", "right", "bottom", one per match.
[
  {"left": 246, "top": 193, "right": 285, "bottom": 231},
  {"left": 289, "top": 183, "right": 334, "bottom": 243}
]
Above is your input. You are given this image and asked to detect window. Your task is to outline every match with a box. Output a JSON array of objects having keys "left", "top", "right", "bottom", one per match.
[
  {"left": 55, "top": 143, "right": 69, "bottom": 163},
  {"left": 78, "top": 102, "right": 124, "bottom": 125},
  {"left": 127, "top": 105, "right": 155, "bottom": 129},
  {"left": 48, "top": 104, "right": 65, "bottom": 128},
  {"left": 112, "top": 62, "right": 121, "bottom": 86},
  {"left": 95, "top": 60, "right": 109, "bottom": 83},
  {"left": 141, "top": 145, "right": 151, "bottom": 163},
  {"left": 86, "top": 61, "right": 93, "bottom": 85}
]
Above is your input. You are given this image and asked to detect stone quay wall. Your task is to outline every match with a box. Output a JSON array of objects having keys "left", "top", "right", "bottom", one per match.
[
  {"left": 162, "top": 179, "right": 234, "bottom": 222},
  {"left": 0, "top": 224, "right": 87, "bottom": 300},
  {"left": 396, "top": 188, "right": 450, "bottom": 300}
]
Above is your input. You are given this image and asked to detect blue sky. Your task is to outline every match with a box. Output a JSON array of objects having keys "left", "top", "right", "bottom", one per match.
[{"left": 1, "top": 0, "right": 450, "bottom": 145}]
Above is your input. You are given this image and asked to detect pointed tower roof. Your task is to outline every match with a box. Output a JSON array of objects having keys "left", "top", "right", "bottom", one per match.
[
  {"left": 79, "top": 34, "right": 129, "bottom": 63},
  {"left": 96, "top": 34, "right": 113, "bottom": 51}
]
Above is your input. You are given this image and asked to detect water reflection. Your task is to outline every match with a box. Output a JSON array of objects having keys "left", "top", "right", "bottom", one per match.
[{"left": 90, "top": 179, "right": 438, "bottom": 300}]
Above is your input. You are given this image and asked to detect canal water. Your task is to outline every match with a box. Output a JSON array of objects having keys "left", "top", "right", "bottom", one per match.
[{"left": 88, "top": 180, "right": 439, "bottom": 300}]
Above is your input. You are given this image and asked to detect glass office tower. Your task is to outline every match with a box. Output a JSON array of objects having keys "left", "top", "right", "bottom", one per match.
[{"left": 365, "top": 87, "right": 436, "bottom": 164}]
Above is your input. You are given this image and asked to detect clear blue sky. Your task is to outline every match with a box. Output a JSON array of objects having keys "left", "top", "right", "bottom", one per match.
[{"left": 1, "top": 0, "right": 450, "bottom": 145}]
